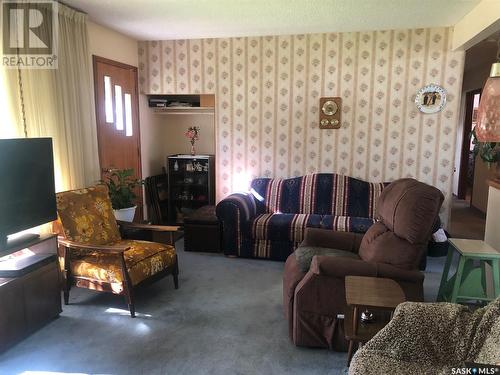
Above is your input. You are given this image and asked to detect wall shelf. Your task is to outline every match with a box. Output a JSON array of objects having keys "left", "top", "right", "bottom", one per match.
[{"left": 154, "top": 107, "right": 214, "bottom": 115}]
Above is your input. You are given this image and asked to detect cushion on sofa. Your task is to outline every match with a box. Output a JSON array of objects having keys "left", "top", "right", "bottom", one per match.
[
  {"left": 252, "top": 213, "right": 323, "bottom": 243},
  {"left": 320, "top": 215, "right": 375, "bottom": 233},
  {"left": 250, "top": 174, "right": 385, "bottom": 217},
  {"left": 294, "top": 246, "right": 359, "bottom": 272},
  {"left": 252, "top": 213, "right": 376, "bottom": 243}
]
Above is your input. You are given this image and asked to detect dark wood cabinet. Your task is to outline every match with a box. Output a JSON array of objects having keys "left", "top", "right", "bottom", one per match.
[
  {"left": 167, "top": 154, "right": 215, "bottom": 224},
  {"left": 0, "top": 277, "right": 25, "bottom": 352},
  {"left": 0, "top": 234, "right": 61, "bottom": 352}
]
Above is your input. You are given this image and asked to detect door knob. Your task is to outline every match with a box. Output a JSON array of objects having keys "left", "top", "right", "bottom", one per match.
[{"left": 102, "top": 167, "right": 118, "bottom": 173}]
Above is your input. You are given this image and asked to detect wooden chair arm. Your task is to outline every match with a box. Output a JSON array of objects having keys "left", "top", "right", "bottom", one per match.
[
  {"left": 57, "top": 237, "right": 130, "bottom": 254},
  {"left": 116, "top": 220, "right": 181, "bottom": 233}
]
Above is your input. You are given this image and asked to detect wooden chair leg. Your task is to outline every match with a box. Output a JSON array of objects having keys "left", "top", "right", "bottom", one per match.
[
  {"left": 63, "top": 289, "right": 70, "bottom": 305},
  {"left": 173, "top": 274, "right": 179, "bottom": 289},
  {"left": 126, "top": 290, "right": 136, "bottom": 318},
  {"left": 62, "top": 246, "right": 71, "bottom": 305},
  {"left": 62, "top": 268, "right": 70, "bottom": 305},
  {"left": 173, "top": 255, "right": 179, "bottom": 289},
  {"left": 119, "top": 253, "right": 135, "bottom": 318}
]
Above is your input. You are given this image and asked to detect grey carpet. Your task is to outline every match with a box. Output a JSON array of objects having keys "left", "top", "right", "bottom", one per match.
[{"left": 0, "top": 240, "right": 445, "bottom": 375}]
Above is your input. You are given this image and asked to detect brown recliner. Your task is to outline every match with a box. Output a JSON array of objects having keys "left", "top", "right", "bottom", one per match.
[{"left": 283, "top": 178, "right": 444, "bottom": 350}]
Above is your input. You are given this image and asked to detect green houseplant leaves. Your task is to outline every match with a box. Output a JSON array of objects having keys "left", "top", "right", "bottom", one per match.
[
  {"left": 101, "top": 169, "right": 143, "bottom": 210},
  {"left": 471, "top": 128, "right": 499, "bottom": 166}
]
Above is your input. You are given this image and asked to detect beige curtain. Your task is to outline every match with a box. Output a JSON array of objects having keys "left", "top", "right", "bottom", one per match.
[{"left": 0, "top": 2, "right": 100, "bottom": 192}]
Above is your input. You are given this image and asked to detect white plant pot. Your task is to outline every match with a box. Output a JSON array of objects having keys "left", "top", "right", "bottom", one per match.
[{"left": 113, "top": 206, "right": 137, "bottom": 222}]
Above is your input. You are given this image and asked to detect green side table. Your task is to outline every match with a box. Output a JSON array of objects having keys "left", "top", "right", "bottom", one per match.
[{"left": 437, "top": 238, "right": 500, "bottom": 304}]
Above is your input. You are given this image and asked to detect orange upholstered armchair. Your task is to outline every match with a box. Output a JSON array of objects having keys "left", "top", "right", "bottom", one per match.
[{"left": 54, "top": 185, "right": 179, "bottom": 317}]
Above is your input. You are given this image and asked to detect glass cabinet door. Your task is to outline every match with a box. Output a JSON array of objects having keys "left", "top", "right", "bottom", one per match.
[{"left": 168, "top": 157, "right": 211, "bottom": 224}]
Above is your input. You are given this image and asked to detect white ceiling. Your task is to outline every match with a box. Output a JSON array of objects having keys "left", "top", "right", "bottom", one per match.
[{"left": 65, "top": 0, "right": 481, "bottom": 41}]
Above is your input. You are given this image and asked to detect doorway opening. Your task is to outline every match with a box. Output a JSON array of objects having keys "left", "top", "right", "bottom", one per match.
[
  {"left": 457, "top": 89, "right": 481, "bottom": 203},
  {"left": 449, "top": 33, "right": 500, "bottom": 239}
]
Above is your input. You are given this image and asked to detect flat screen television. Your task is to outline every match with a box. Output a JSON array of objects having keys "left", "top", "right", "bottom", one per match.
[{"left": 0, "top": 138, "right": 57, "bottom": 248}]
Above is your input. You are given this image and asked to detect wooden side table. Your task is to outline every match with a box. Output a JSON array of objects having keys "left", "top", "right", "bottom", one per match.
[
  {"left": 437, "top": 238, "right": 500, "bottom": 304},
  {"left": 344, "top": 276, "right": 406, "bottom": 366},
  {"left": 184, "top": 205, "right": 221, "bottom": 252}
]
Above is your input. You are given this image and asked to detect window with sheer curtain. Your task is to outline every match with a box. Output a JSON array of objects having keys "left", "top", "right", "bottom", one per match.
[{"left": 0, "top": 3, "right": 100, "bottom": 192}]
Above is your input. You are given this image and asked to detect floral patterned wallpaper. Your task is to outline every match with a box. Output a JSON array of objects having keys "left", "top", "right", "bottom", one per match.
[{"left": 138, "top": 27, "right": 464, "bottom": 224}]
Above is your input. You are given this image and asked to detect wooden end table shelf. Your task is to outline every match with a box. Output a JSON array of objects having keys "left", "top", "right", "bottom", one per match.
[{"left": 344, "top": 276, "right": 406, "bottom": 365}]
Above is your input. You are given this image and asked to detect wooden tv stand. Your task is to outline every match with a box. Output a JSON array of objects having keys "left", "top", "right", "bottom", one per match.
[{"left": 0, "top": 234, "right": 62, "bottom": 352}]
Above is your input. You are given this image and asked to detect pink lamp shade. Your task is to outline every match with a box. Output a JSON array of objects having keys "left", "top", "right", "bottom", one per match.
[{"left": 475, "top": 62, "right": 500, "bottom": 142}]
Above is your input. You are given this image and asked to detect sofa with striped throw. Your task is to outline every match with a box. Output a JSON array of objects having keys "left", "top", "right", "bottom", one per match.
[{"left": 216, "top": 174, "right": 386, "bottom": 261}]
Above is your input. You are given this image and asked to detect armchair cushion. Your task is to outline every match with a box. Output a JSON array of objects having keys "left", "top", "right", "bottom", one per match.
[
  {"left": 310, "top": 256, "right": 424, "bottom": 283},
  {"left": 294, "top": 246, "right": 359, "bottom": 272},
  {"left": 71, "top": 240, "right": 176, "bottom": 290},
  {"left": 358, "top": 179, "right": 444, "bottom": 269},
  {"left": 358, "top": 222, "right": 425, "bottom": 270},
  {"left": 301, "top": 228, "right": 363, "bottom": 252},
  {"left": 56, "top": 185, "right": 121, "bottom": 245},
  {"left": 376, "top": 178, "right": 444, "bottom": 244}
]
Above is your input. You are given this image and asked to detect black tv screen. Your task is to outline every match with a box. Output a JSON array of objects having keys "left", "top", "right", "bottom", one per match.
[{"left": 0, "top": 138, "right": 57, "bottom": 239}]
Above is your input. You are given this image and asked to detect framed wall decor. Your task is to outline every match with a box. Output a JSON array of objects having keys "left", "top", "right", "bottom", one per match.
[
  {"left": 415, "top": 84, "right": 447, "bottom": 114},
  {"left": 319, "top": 97, "right": 342, "bottom": 129}
]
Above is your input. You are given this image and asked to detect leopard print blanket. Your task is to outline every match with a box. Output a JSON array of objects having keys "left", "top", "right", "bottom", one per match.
[{"left": 349, "top": 298, "right": 500, "bottom": 374}]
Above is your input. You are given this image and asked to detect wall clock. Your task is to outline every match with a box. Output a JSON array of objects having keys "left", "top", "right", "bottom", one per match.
[
  {"left": 319, "top": 97, "right": 342, "bottom": 129},
  {"left": 415, "top": 84, "right": 447, "bottom": 114}
]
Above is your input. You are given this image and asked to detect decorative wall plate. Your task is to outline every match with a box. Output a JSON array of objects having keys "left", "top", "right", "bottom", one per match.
[
  {"left": 322, "top": 100, "right": 338, "bottom": 116},
  {"left": 319, "top": 97, "right": 342, "bottom": 129},
  {"left": 415, "top": 84, "right": 447, "bottom": 114}
]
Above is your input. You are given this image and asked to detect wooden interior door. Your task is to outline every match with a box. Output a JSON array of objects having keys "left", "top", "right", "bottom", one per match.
[
  {"left": 457, "top": 88, "right": 481, "bottom": 201},
  {"left": 93, "top": 55, "right": 143, "bottom": 220}
]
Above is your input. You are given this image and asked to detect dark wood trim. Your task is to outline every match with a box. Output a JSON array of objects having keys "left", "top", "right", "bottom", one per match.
[
  {"left": 132, "top": 56, "right": 143, "bottom": 194},
  {"left": 92, "top": 55, "right": 138, "bottom": 72},
  {"left": 119, "top": 252, "right": 135, "bottom": 317},
  {"left": 92, "top": 55, "right": 104, "bottom": 175},
  {"left": 457, "top": 88, "right": 482, "bottom": 200},
  {"left": 92, "top": 55, "right": 143, "bottom": 220},
  {"left": 117, "top": 220, "right": 180, "bottom": 232},
  {"left": 62, "top": 245, "right": 70, "bottom": 305}
]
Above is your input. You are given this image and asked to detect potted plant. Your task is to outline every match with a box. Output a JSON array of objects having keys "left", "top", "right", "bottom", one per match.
[
  {"left": 471, "top": 128, "right": 499, "bottom": 181},
  {"left": 101, "top": 168, "right": 143, "bottom": 222}
]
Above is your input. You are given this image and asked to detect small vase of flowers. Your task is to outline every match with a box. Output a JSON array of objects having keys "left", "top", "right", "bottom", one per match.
[{"left": 185, "top": 126, "right": 200, "bottom": 155}]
